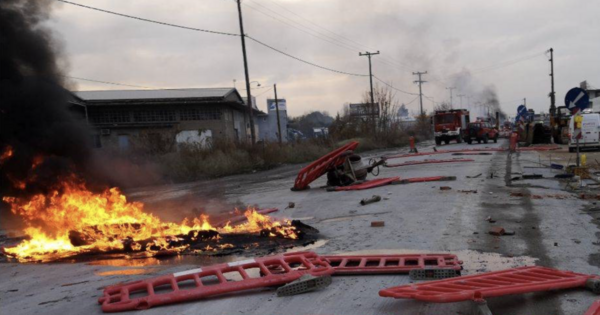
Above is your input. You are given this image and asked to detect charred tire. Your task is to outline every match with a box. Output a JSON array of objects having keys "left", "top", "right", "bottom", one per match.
[{"left": 435, "top": 137, "right": 442, "bottom": 146}]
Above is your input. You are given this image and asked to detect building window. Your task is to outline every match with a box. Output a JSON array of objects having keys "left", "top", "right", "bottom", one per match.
[
  {"left": 180, "top": 108, "right": 222, "bottom": 121},
  {"left": 133, "top": 109, "right": 176, "bottom": 122},
  {"left": 89, "top": 109, "right": 130, "bottom": 124}
]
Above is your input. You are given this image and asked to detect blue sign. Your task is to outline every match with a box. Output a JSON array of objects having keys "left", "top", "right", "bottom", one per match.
[
  {"left": 516, "top": 105, "right": 528, "bottom": 122},
  {"left": 565, "top": 87, "right": 589, "bottom": 113}
]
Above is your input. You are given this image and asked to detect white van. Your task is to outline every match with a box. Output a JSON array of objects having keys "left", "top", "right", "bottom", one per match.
[{"left": 569, "top": 110, "right": 600, "bottom": 152}]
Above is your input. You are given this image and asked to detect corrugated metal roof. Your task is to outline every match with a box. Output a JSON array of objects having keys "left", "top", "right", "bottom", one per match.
[{"left": 74, "top": 88, "right": 236, "bottom": 101}]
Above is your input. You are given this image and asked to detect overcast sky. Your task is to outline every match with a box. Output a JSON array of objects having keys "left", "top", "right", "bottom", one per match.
[{"left": 48, "top": 0, "right": 600, "bottom": 117}]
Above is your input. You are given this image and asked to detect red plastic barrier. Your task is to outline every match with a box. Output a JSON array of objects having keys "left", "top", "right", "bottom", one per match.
[
  {"left": 585, "top": 300, "right": 600, "bottom": 315},
  {"left": 98, "top": 252, "right": 333, "bottom": 312},
  {"left": 509, "top": 133, "right": 518, "bottom": 152},
  {"left": 214, "top": 208, "right": 278, "bottom": 228},
  {"left": 409, "top": 136, "right": 417, "bottom": 153},
  {"left": 385, "top": 159, "right": 474, "bottom": 168},
  {"left": 292, "top": 141, "right": 359, "bottom": 191},
  {"left": 384, "top": 148, "right": 504, "bottom": 160},
  {"left": 395, "top": 176, "right": 456, "bottom": 184},
  {"left": 321, "top": 254, "right": 462, "bottom": 275},
  {"left": 379, "top": 266, "right": 599, "bottom": 303},
  {"left": 331, "top": 176, "right": 400, "bottom": 191}
]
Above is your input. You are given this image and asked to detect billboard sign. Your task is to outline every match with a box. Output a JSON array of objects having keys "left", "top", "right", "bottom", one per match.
[
  {"left": 349, "top": 103, "right": 379, "bottom": 117},
  {"left": 267, "top": 99, "right": 287, "bottom": 112}
]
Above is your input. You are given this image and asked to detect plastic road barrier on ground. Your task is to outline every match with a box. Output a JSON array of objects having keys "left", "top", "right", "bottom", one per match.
[
  {"left": 385, "top": 159, "right": 474, "bottom": 168},
  {"left": 292, "top": 141, "right": 359, "bottom": 191},
  {"left": 321, "top": 254, "right": 463, "bottom": 275},
  {"left": 585, "top": 300, "right": 600, "bottom": 315},
  {"left": 330, "top": 176, "right": 400, "bottom": 191},
  {"left": 379, "top": 266, "right": 600, "bottom": 303},
  {"left": 98, "top": 252, "right": 333, "bottom": 312},
  {"left": 393, "top": 176, "right": 456, "bottom": 185}
]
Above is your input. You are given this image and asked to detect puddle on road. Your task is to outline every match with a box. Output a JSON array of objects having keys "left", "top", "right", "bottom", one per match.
[{"left": 327, "top": 248, "right": 537, "bottom": 274}]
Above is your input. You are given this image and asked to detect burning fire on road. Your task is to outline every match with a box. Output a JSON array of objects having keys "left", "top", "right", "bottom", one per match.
[
  {"left": 1, "top": 170, "right": 314, "bottom": 263},
  {"left": 2, "top": 156, "right": 314, "bottom": 262}
]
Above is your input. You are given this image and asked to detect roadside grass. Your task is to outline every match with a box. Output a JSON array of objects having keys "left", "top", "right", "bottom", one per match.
[{"left": 125, "top": 124, "right": 432, "bottom": 183}]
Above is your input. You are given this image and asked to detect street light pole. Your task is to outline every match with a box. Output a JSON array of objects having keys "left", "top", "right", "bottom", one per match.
[{"left": 236, "top": 0, "right": 256, "bottom": 143}]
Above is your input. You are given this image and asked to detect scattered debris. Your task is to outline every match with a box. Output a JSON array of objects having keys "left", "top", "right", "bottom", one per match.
[
  {"left": 458, "top": 190, "right": 478, "bottom": 194},
  {"left": 440, "top": 186, "right": 452, "bottom": 191},
  {"left": 371, "top": 221, "right": 385, "bottom": 227},
  {"left": 277, "top": 274, "right": 332, "bottom": 297},
  {"left": 488, "top": 227, "right": 505, "bottom": 236},
  {"left": 522, "top": 174, "right": 543, "bottom": 179},
  {"left": 467, "top": 173, "right": 482, "bottom": 178},
  {"left": 504, "top": 230, "right": 516, "bottom": 236},
  {"left": 551, "top": 163, "right": 564, "bottom": 170},
  {"left": 485, "top": 216, "right": 496, "bottom": 223},
  {"left": 360, "top": 195, "right": 382, "bottom": 206},
  {"left": 286, "top": 202, "right": 295, "bottom": 209}
]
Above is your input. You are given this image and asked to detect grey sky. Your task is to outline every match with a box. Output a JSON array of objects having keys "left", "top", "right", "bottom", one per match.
[{"left": 48, "top": 0, "right": 600, "bottom": 117}]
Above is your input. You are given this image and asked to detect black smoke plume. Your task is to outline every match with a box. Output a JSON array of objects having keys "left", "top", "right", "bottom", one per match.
[{"left": 0, "top": 0, "right": 96, "bottom": 199}]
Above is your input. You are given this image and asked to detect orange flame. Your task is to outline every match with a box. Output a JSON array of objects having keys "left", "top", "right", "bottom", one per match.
[
  {"left": 2, "top": 178, "right": 297, "bottom": 262},
  {"left": 0, "top": 146, "right": 13, "bottom": 164}
]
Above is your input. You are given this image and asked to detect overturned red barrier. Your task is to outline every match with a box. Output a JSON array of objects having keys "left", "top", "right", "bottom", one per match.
[
  {"left": 379, "top": 266, "right": 600, "bottom": 303},
  {"left": 329, "top": 176, "right": 400, "bottom": 191},
  {"left": 517, "top": 146, "right": 560, "bottom": 151},
  {"left": 385, "top": 159, "right": 474, "bottom": 168},
  {"left": 585, "top": 300, "right": 600, "bottom": 315},
  {"left": 98, "top": 252, "right": 333, "bottom": 312},
  {"left": 321, "top": 254, "right": 462, "bottom": 275},
  {"left": 393, "top": 176, "right": 456, "bottom": 185},
  {"left": 292, "top": 141, "right": 359, "bottom": 191}
]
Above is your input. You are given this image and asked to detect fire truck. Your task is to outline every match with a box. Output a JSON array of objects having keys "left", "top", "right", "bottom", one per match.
[{"left": 433, "top": 109, "right": 470, "bottom": 145}]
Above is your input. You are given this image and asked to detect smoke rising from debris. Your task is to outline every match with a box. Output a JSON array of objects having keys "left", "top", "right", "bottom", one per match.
[
  {"left": 0, "top": 0, "right": 94, "bottom": 197},
  {"left": 447, "top": 69, "right": 505, "bottom": 119}
]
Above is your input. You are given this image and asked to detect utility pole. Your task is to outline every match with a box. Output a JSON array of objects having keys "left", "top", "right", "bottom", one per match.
[
  {"left": 273, "top": 84, "right": 283, "bottom": 145},
  {"left": 524, "top": 98, "right": 527, "bottom": 107},
  {"left": 548, "top": 48, "right": 556, "bottom": 124},
  {"left": 359, "top": 51, "right": 380, "bottom": 126},
  {"left": 236, "top": 0, "right": 256, "bottom": 144},
  {"left": 446, "top": 87, "right": 456, "bottom": 108},
  {"left": 413, "top": 71, "right": 428, "bottom": 116},
  {"left": 457, "top": 94, "right": 465, "bottom": 108}
]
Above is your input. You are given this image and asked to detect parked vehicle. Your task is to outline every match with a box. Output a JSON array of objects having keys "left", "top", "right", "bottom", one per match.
[
  {"left": 433, "top": 109, "right": 470, "bottom": 145},
  {"left": 463, "top": 122, "right": 499, "bottom": 144},
  {"left": 552, "top": 106, "right": 571, "bottom": 144},
  {"left": 568, "top": 111, "right": 600, "bottom": 152}
]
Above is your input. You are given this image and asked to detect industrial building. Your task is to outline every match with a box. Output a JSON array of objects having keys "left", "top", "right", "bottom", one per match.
[{"left": 73, "top": 88, "right": 266, "bottom": 150}]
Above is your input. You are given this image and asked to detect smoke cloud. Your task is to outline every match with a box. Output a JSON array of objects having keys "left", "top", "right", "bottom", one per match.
[{"left": 0, "top": 0, "right": 94, "bottom": 198}]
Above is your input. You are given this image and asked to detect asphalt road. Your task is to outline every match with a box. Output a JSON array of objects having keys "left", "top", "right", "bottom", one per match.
[{"left": 1, "top": 139, "right": 600, "bottom": 315}]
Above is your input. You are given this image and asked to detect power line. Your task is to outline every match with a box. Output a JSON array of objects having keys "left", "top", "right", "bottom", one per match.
[
  {"left": 243, "top": 1, "right": 360, "bottom": 53},
  {"left": 58, "top": 0, "right": 367, "bottom": 78},
  {"left": 63, "top": 75, "right": 155, "bottom": 89},
  {"left": 246, "top": 36, "right": 368, "bottom": 77},
  {"left": 56, "top": 0, "right": 239, "bottom": 37},
  {"left": 373, "top": 76, "right": 418, "bottom": 96},
  {"left": 470, "top": 51, "right": 546, "bottom": 74},
  {"left": 255, "top": 86, "right": 273, "bottom": 96},
  {"left": 250, "top": 0, "right": 415, "bottom": 72}
]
